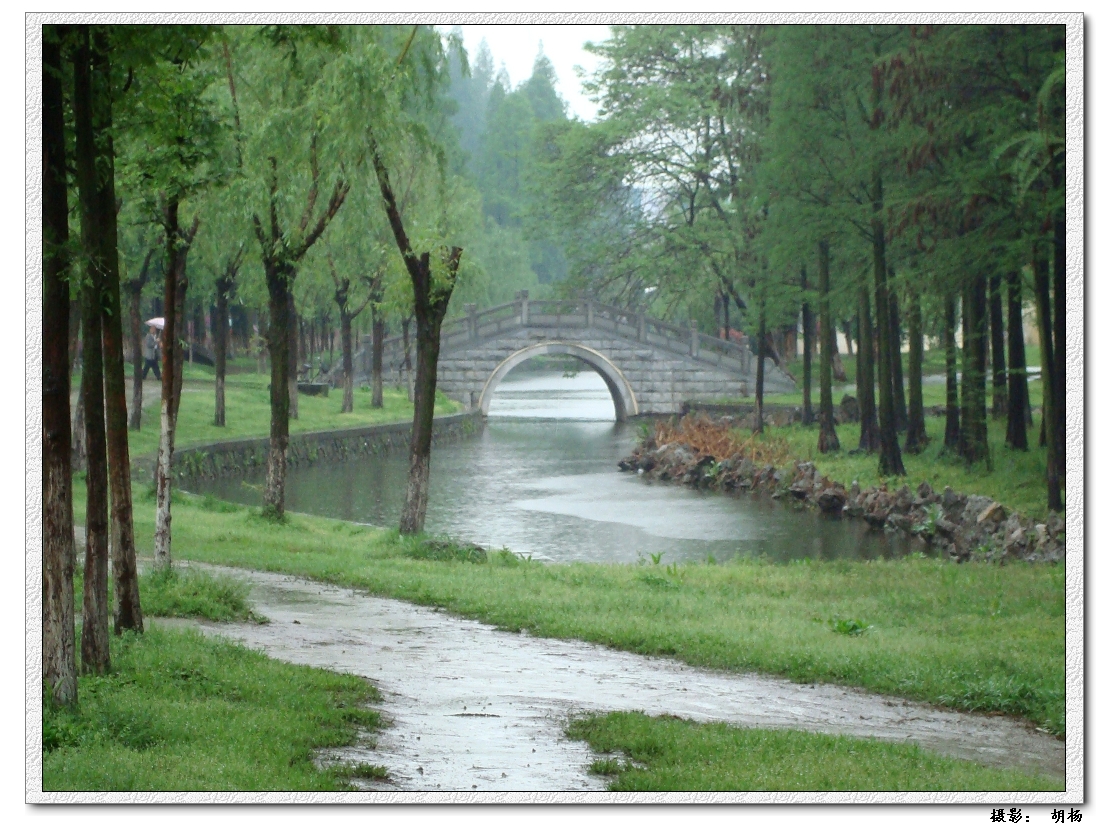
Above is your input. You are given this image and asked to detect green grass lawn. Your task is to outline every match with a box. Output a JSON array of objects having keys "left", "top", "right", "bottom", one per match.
[
  {"left": 42, "top": 625, "right": 383, "bottom": 791},
  {"left": 123, "top": 362, "right": 461, "bottom": 459},
  {"left": 751, "top": 349, "right": 1043, "bottom": 411},
  {"left": 80, "top": 487, "right": 1064, "bottom": 738},
  {"left": 753, "top": 413, "right": 1058, "bottom": 521},
  {"left": 568, "top": 711, "right": 1061, "bottom": 791}
]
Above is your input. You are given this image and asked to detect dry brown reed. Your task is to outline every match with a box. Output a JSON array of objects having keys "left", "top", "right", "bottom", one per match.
[{"left": 654, "top": 415, "right": 793, "bottom": 467}]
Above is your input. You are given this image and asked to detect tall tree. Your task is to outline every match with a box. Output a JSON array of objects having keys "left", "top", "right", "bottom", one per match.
[
  {"left": 42, "top": 24, "right": 78, "bottom": 706},
  {"left": 227, "top": 27, "right": 352, "bottom": 519},
  {"left": 888, "top": 286, "right": 908, "bottom": 432},
  {"left": 1005, "top": 270, "right": 1029, "bottom": 450},
  {"left": 943, "top": 294, "right": 961, "bottom": 451},
  {"left": 213, "top": 246, "right": 243, "bottom": 426},
  {"left": 904, "top": 283, "right": 928, "bottom": 453},
  {"left": 960, "top": 274, "right": 991, "bottom": 466},
  {"left": 816, "top": 240, "right": 839, "bottom": 452},
  {"left": 125, "top": 246, "right": 155, "bottom": 431},
  {"left": 90, "top": 27, "right": 143, "bottom": 633},
  {"left": 328, "top": 254, "right": 373, "bottom": 413},
  {"left": 72, "top": 25, "right": 110, "bottom": 673},
  {"left": 799, "top": 264, "right": 814, "bottom": 426},
  {"left": 856, "top": 285, "right": 879, "bottom": 452},
  {"left": 1033, "top": 252, "right": 1062, "bottom": 510},
  {"left": 369, "top": 128, "right": 463, "bottom": 533},
  {"left": 988, "top": 273, "right": 1008, "bottom": 419}
]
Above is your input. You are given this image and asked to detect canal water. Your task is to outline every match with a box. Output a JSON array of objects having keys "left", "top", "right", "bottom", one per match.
[{"left": 192, "top": 364, "right": 912, "bottom": 564}]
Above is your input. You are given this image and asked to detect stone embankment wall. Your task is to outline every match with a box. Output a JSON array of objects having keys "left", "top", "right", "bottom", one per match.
[
  {"left": 619, "top": 416, "right": 1064, "bottom": 564},
  {"left": 148, "top": 410, "right": 484, "bottom": 482}
]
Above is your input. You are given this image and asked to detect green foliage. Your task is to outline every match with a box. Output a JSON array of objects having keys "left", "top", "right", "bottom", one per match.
[
  {"left": 42, "top": 627, "right": 382, "bottom": 791},
  {"left": 140, "top": 566, "right": 263, "bottom": 623},
  {"left": 825, "top": 617, "right": 874, "bottom": 636},
  {"left": 126, "top": 368, "right": 461, "bottom": 459},
  {"left": 567, "top": 711, "right": 1061, "bottom": 791}
]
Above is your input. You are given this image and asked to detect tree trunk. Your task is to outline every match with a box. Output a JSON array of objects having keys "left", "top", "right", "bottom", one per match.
[
  {"left": 264, "top": 263, "right": 292, "bottom": 519},
  {"left": 287, "top": 298, "right": 299, "bottom": 420},
  {"left": 91, "top": 29, "right": 142, "bottom": 634},
  {"left": 888, "top": 286, "right": 908, "bottom": 433},
  {"left": 152, "top": 210, "right": 196, "bottom": 568},
  {"left": 817, "top": 241, "right": 839, "bottom": 452},
  {"left": 214, "top": 273, "right": 230, "bottom": 427},
  {"left": 800, "top": 265, "right": 814, "bottom": 426},
  {"left": 71, "top": 371, "right": 86, "bottom": 471},
  {"left": 856, "top": 285, "right": 879, "bottom": 452},
  {"left": 904, "top": 284, "right": 928, "bottom": 453},
  {"left": 989, "top": 273, "right": 1008, "bottom": 420},
  {"left": 340, "top": 309, "right": 354, "bottom": 413},
  {"left": 154, "top": 204, "right": 180, "bottom": 570},
  {"left": 402, "top": 315, "right": 412, "bottom": 373},
  {"left": 843, "top": 318, "right": 853, "bottom": 356},
  {"left": 126, "top": 254, "right": 149, "bottom": 431},
  {"left": 42, "top": 27, "right": 77, "bottom": 706},
  {"left": 1052, "top": 215, "right": 1065, "bottom": 475},
  {"left": 871, "top": 194, "right": 905, "bottom": 476},
  {"left": 753, "top": 299, "right": 766, "bottom": 435},
  {"left": 1033, "top": 252, "right": 1062, "bottom": 511},
  {"left": 943, "top": 294, "right": 960, "bottom": 451},
  {"left": 960, "top": 276, "right": 990, "bottom": 467},
  {"left": 398, "top": 250, "right": 461, "bottom": 534},
  {"left": 371, "top": 308, "right": 384, "bottom": 409},
  {"left": 73, "top": 27, "right": 110, "bottom": 673},
  {"left": 1005, "top": 271, "right": 1029, "bottom": 450}
]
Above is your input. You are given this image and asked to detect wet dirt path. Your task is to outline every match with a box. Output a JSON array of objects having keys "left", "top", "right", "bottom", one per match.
[{"left": 171, "top": 565, "right": 1064, "bottom": 791}]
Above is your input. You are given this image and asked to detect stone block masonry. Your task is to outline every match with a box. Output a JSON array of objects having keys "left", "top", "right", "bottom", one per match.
[
  {"left": 145, "top": 410, "right": 484, "bottom": 483},
  {"left": 349, "top": 297, "right": 796, "bottom": 419}
]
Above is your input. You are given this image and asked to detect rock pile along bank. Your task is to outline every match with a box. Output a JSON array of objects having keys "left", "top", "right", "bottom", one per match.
[{"left": 618, "top": 415, "right": 1064, "bottom": 564}]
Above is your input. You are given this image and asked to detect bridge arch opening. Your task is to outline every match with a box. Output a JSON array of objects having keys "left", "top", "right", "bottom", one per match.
[{"left": 478, "top": 342, "right": 638, "bottom": 422}]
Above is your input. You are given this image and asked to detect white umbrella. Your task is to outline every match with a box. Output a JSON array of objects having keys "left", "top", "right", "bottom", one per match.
[{"left": 145, "top": 317, "right": 165, "bottom": 330}]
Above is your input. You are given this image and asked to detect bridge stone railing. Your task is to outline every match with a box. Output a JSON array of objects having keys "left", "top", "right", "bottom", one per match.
[{"left": 337, "top": 292, "right": 756, "bottom": 383}]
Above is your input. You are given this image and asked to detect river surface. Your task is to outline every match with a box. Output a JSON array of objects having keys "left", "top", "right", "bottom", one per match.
[{"left": 193, "top": 366, "right": 913, "bottom": 564}]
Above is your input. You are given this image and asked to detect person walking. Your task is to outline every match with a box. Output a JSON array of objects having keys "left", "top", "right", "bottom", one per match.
[{"left": 142, "top": 325, "right": 161, "bottom": 380}]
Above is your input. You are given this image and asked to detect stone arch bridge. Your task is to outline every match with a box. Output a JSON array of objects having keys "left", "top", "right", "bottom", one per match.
[{"left": 349, "top": 293, "right": 794, "bottom": 419}]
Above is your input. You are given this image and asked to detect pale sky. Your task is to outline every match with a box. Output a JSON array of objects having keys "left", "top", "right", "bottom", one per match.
[{"left": 449, "top": 25, "right": 612, "bottom": 121}]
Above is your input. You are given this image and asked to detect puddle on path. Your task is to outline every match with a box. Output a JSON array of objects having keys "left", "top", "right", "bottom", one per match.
[{"left": 167, "top": 565, "right": 1064, "bottom": 791}]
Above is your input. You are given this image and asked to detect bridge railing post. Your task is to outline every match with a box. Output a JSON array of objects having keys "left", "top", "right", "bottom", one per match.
[
  {"left": 464, "top": 303, "right": 478, "bottom": 341},
  {"left": 517, "top": 290, "right": 529, "bottom": 326},
  {"left": 690, "top": 320, "right": 699, "bottom": 358},
  {"left": 637, "top": 312, "right": 646, "bottom": 342}
]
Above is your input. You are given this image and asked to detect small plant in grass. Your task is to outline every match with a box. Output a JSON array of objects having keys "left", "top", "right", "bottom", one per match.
[
  {"left": 338, "top": 762, "right": 389, "bottom": 781},
  {"left": 826, "top": 617, "right": 873, "bottom": 636},
  {"left": 589, "top": 757, "right": 631, "bottom": 776},
  {"left": 141, "top": 567, "right": 264, "bottom": 623},
  {"left": 912, "top": 504, "right": 943, "bottom": 536}
]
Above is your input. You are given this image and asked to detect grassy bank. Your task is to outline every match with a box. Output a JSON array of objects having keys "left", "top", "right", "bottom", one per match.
[
  {"left": 568, "top": 711, "right": 1061, "bottom": 791},
  {"left": 123, "top": 363, "right": 461, "bottom": 459},
  {"left": 42, "top": 625, "right": 383, "bottom": 791},
  {"left": 752, "top": 414, "right": 1057, "bottom": 521},
  {"left": 82, "top": 488, "right": 1064, "bottom": 737},
  {"left": 74, "top": 564, "right": 264, "bottom": 625}
]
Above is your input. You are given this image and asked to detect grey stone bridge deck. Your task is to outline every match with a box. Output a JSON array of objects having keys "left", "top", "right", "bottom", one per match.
[{"left": 346, "top": 293, "right": 795, "bottom": 419}]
